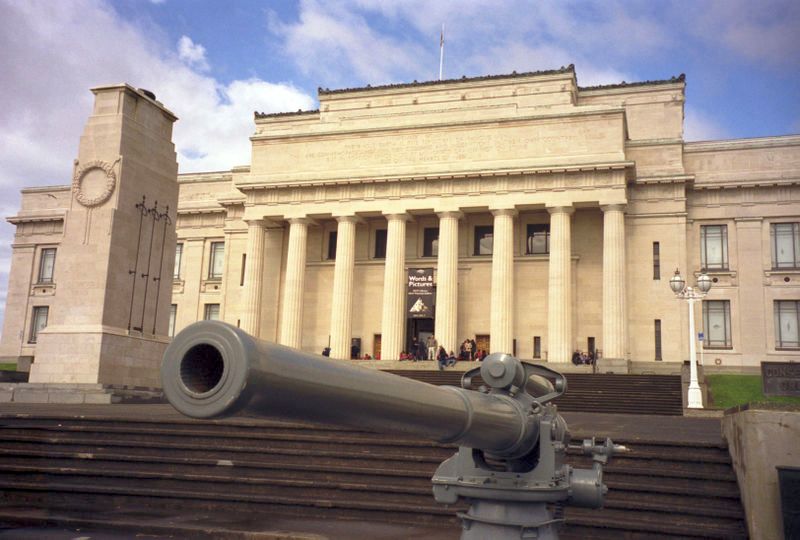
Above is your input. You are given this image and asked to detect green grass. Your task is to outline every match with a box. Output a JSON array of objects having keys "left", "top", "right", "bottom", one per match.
[
  {"left": 707, "top": 374, "right": 800, "bottom": 409},
  {"left": 0, "top": 363, "right": 17, "bottom": 371}
]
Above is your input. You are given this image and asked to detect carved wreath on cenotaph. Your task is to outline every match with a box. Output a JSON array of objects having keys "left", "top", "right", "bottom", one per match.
[{"left": 72, "top": 158, "right": 119, "bottom": 207}]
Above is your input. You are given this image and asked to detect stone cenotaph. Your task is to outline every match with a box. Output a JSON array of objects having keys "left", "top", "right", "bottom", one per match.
[{"left": 28, "top": 84, "right": 178, "bottom": 395}]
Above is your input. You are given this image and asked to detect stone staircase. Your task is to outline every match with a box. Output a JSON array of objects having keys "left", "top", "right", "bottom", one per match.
[
  {"left": 386, "top": 370, "right": 686, "bottom": 416},
  {"left": 0, "top": 407, "right": 746, "bottom": 539}
]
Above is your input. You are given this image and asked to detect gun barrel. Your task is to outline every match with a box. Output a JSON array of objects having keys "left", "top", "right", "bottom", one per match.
[{"left": 161, "top": 321, "right": 538, "bottom": 456}]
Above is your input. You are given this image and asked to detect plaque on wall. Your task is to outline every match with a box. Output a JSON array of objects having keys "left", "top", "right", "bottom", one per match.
[{"left": 762, "top": 362, "right": 800, "bottom": 397}]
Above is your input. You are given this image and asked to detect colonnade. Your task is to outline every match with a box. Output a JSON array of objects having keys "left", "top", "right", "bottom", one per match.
[{"left": 243, "top": 205, "right": 627, "bottom": 363}]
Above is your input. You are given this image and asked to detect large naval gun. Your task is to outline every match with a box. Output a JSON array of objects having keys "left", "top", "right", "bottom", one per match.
[{"left": 161, "top": 321, "right": 625, "bottom": 539}]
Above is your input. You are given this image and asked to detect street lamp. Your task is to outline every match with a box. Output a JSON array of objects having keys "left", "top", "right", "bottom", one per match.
[{"left": 669, "top": 268, "right": 712, "bottom": 408}]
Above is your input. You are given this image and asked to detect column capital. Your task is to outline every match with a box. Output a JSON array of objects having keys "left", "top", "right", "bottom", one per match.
[
  {"left": 286, "top": 217, "right": 315, "bottom": 226},
  {"left": 334, "top": 214, "right": 364, "bottom": 225},
  {"left": 436, "top": 211, "right": 463, "bottom": 220},
  {"left": 600, "top": 203, "right": 627, "bottom": 213},
  {"left": 547, "top": 205, "right": 575, "bottom": 215},
  {"left": 383, "top": 212, "right": 413, "bottom": 222},
  {"left": 244, "top": 218, "right": 270, "bottom": 228},
  {"left": 491, "top": 208, "right": 518, "bottom": 218}
]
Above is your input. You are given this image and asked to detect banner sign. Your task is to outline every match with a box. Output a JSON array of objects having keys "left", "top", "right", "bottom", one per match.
[
  {"left": 762, "top": 362, "right": 800, "bottom": 397},
  {"left": 407, "top": 267, "right": 435, "bottom": 319}
]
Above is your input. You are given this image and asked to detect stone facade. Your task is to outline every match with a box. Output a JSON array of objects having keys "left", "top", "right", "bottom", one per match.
[{"left": 1, "top": 67, "right": 799, "bottom": 377}]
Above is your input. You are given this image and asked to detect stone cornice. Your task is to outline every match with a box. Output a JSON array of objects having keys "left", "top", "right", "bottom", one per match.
[
  {"left": 176, "top": 202, "right": 225, "bottom": 215},
  {"left": 251, "top": 106, "right": 626, "bottom": 142},
  {"left": 7, "top": 211, "right": 66, "bottom": 224},
  {"left": 579, "top": 74, "right": 685, "bottom": 93},
  {"left": 633, "top": 174, "right": 694, "bottom": 185},
  {"left": 684, "top": 134, "right": 800, "bottom": 153},
  {"left": 692, "top": 177, "right": 800, "bottom": 191},
  {"left": 317, "top": 65, "right": 575, "bottom": 97},
  {"left": 178, "top": 171, "right": 233, "bottom": 183},
  {"left": 91, "top": 83, "right": 178, "bottom": 122},
  {"left": 625, "top": 138, "right": 684, "bottom": 148},
  {"left": 20, "top": 185, "right": 71, "bottom": 194},
  {"left": 237, "top": 160, "right": 635, "bottom": 191}
]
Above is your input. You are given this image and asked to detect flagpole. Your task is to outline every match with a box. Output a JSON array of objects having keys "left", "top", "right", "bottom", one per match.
[{"left": 439, "top": 23, "right": 444, "bottom": 81}]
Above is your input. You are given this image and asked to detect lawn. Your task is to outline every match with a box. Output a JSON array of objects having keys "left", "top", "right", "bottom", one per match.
[
  {"left": 0, "top": 363, "right": 17, "bottom": 371},
  {"left": 707, "top": 374, "right": 800, "bottom": 409}
]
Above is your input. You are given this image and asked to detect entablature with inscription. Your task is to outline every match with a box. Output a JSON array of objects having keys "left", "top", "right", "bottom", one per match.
[
  {"left": 684, "top": 135, "right": 800, "bottom": 188},
  {"left": 247, "top": 110, "right": 628, "bottom": 187}
]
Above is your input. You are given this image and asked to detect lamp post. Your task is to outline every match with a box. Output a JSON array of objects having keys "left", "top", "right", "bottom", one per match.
[{"left": 669, "top": 269, "right": 712, "bottom": 409}]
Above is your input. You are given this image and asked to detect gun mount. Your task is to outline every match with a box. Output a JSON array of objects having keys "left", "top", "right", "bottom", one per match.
[{"left": 161, "top": 321, "right": 625, "bottom": 539}]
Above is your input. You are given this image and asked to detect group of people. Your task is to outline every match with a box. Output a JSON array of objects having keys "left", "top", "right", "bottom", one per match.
[
  {"left": 571, "top": 350, "right": 596, "bottom": 365},
  {"left": 398, "top": 335, "right": 488, "bottom": 365},
  {"left": 459, "top": 338, "right": 487, "bottom": 362}
]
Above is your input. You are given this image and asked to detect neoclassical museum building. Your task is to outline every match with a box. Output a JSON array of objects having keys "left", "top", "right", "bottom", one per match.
[{"left": 2, "top": 65, "right": 799, "bottom": 378}]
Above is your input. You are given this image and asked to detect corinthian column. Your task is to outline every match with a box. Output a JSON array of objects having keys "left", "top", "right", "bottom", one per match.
[
  {"left": 435, "top": 211, "right": 462, "bottom": 355},
  {"left": 329, "top": 216, "right": 359, "bottom": 359},
  {"left": 381, "top": 214, "right": 409, "bottom": 360},
  {"left": 241, "top": 219, "right": 266, "bottom": 336},
  {"left": 547, "top": 206, "right": 575, "bottom": 363},
  {"left": 279, "top": 218, "right": 310, "bottom": 349},
  {"left": 602, "top": 204, "right": 627, "bottom": 360},
  {"left": 490, "top": 209, "right": 517, "bottom": 354}
]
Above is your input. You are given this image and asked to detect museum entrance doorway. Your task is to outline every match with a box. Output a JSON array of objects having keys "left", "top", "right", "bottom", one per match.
[{"left": 407, "top": 318, "right": 434, "bottom": 358}]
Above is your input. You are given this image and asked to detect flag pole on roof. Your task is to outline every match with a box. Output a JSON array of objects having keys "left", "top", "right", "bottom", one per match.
[{"left": 439, "top": 23, "right": 445, "bottom": 81}]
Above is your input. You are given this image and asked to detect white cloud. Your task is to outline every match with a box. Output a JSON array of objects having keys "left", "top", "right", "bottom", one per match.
[
  {"left": 268, "top": 0, "right": 431, "bottom": 86},
  {"left": 177, "top": 35, "right": 209, "bottom": 71},
  {"left": 0, "top": 0, "right": 315, "bottom": 329},
  {"left": 685, "top": 0, "right": 800, "bottom": 67},
  {"left": 684, "top": 106, "right": 730, "bottom": 142},
  {"left": 268, "top": 0, "right": 656, "bottom": 90}
]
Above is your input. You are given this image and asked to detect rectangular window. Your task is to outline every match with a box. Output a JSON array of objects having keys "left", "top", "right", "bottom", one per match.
[
  {"left": 29, "top": 306, "right": 49, "bottom": 343},
  {"left": 700, "top": 225, "right": 728, "bottom": 271},
  {"left": 533, "top": 336, "right": 541, "bottom": 359},
  {"left": 37, "top": 248, "right": 56, "bottom": 284},
  {"left": 703, "top": 300, "right": 732, "bottom": 348},
  {"left": 771, "top": 223, "right": 800, "bottom": 269},
  {"left": 526, "top": 224, "right": 550, "bottom": 254},
  {"left": 168, "top": 304, "right": 177, "bottom": 337},
  {"left": 204, "top": 303, "right": 220, "bottom": 321},
  {"left": 240, "top": 254, "right": 246, "bottom": 287},
  {"left": 654, "top": 319, "right": 662, "bottom": 361},
  {"left": 374, "top": 229, "right": 387, "bottom": 259},
  {"left": 423, "top": 227, "right": 439, "bottom": 257},
  {"left": 774, "top": 300, "right": 800, "bottom": 349},
  {"left": 173, "top": 243, "right": 183, "bottom": 279},
  {"left": 653, "top": 242, "right": 661, "bottom": 280},
  {"left": 208, "top": 242, "right": 224, "bottom": 279},
  {"left": 474, "top": 226, "right": 494, "bottom": 255},
  {"left": 327, "top": 231, "right": 337, "bottom": 260}
]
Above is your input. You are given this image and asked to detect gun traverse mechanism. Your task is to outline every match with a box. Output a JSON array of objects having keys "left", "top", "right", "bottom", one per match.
[{"left": 161, "top": 321, "right": 625, "bottom": 540}]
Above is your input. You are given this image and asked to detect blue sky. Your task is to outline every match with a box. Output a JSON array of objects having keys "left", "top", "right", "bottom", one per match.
[{"left": 0, "top": 0, "right": 799, "bottom": 331}]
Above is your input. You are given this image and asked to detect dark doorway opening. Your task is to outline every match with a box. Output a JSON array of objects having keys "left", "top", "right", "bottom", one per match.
[{"left": 407, "top": 318, "right": 434, "bottom": 358}]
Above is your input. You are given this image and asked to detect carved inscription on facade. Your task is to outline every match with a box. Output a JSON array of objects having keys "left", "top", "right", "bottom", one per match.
[{"left": 252, "top": 115, "right": 622, "bottom": 181}]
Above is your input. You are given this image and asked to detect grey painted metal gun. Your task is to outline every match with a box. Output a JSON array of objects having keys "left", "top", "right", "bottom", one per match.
[{"left": 161, "top": 321, "right": 625, "bottom": 539}]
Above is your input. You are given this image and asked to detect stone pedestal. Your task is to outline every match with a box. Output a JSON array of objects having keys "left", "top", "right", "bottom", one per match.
[{"left": 29, "top": 85, "right": 178, "bottom": 388}]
